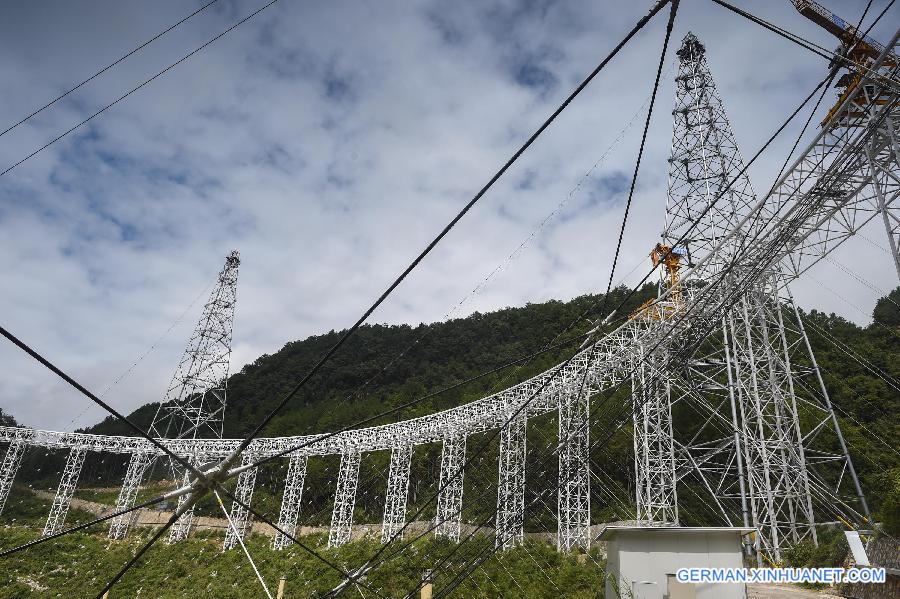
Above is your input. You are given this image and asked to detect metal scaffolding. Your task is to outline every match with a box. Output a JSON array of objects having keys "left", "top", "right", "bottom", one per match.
[
  {"left": 381, "top": 444, "right": 412, "bottom": 544},
  {"left": 273, "top": 453, "right": 308, "bottom": 550},
  {"left": 495, "top": 414, "right": 527, "bottom": 549},
  {"left": 42, "top": 447, "right": 87, "bottom": 537},
  {"left": 223, "top": 453, "right": 258, "bottom": 551},
  {"left": 0, "top": 26, "right": 895, "bottom": 567},
  {"left": 631, "top": 341, "right": 678, "bottom": 525},
  {"left": 108, "top": 451, "right": 154, "bottom": 540},
  {"left": 434, "top": 435, "right": 466, "bottom": 542},
  {"left": 168, "top": 453, "right": 203, "bottom": 544},
  {"left": 557, "top": 373, "right": 590, "bottom": 551},
  {"left": 152, "top": 251, "right": 240, "bottom": 543},
  {"left": 328, "top": 451, "right": 361, "bottom": 548},
  {"left": 0, "top": 431, "right": 31, "bottom": 515}
]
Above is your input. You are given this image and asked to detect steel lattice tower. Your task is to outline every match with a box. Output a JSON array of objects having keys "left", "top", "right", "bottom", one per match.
[
  {"left": 107, "top": 251, "right": 241, "bottom": 541},
  {"left": 656, "top": 33, "right": 873, "bottom": 562},
  {"left": 659, "top": 33, "right": 818, "bottom": 560}
]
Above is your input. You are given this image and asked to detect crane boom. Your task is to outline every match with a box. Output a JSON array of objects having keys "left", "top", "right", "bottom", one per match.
[{"left": 791, "top": 0, "right": 887, "bottom": 59}]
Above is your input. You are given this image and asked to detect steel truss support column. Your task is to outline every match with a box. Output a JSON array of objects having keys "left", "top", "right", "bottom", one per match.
[
  {"left": 168, "top": 454, "right": 204, "bottom": 544},
  {"left": 557, "top": 378, "right": 590, "bottom": 552},
  {"left": 223, "top": 453, "right": 258, "bottom": 551},
  {"left": 496, "top": 414, "right": 527, "bottom": 550},
  {"left": 273, "top": 453, "right": 308, "bottom": 550},
  {"left": 434, "top": 435, "right": 466, "bottom": 542},
  {"left": 42, "top": 447, "right": 87, "bottom": 537},
  {"left": 381, "top": 444, "right": 412, "bottom": 544},
  {"left": 0, "top": 436, "right": 31, "bottom": 515},
  {"left": 789, "top": 295, "right": 872, "bottom": 522},
  {"left": 631, "top": 343, "right": 678, "bottom": 525},
  {"left": 108, "top": 452, "right": 154, "bottom": 540},
  {"left": 328, "top": 451, "right": 361, "bottom": 548}
]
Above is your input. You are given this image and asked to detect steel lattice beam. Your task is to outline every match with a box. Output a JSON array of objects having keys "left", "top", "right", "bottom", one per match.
[
  {"left": 108, "top": 452, "right": 154, "bottom": 540},
  {"left": 223, "top": 453, "right": 258, "bottom": 551}
]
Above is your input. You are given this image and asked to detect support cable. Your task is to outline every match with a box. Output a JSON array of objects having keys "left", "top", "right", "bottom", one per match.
[
  {"left": 213, "top": 489, "right": 274, "bottom": 599},
  {"left": 219, "top": 0, "right": 675, "bottom": 472},
  {"left": 0, "top": 0, "right": 281, "bottom": 178},
  {"left": 0, "top": 0, "right": 221, "bottom": 138},
  {"left": 228, "top": 20, "right": 834, "bottom": 482},
  {"left": 710, "top": 0, "right": 896, "bottom": 84},
  {"left": 326, "top": 2, "right": 682, "bottom": 590}
]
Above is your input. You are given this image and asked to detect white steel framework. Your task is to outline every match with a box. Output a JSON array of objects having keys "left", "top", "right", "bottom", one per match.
[
  {"left": 495, "top": 414, "right": 527, "bottom": 549},
  {"left": 0, "top": 429, "right": 32, "bottom": 515},
  {"left": 0, "top": 26, "right": 895, "bottom": 566},
  {"left": 381, "top": 444, "right": 412, "bottom": 543},
  {"left": 108, "top": 451, "right": 154, "bottom": 539},
  {"left": 273, "top": 453, "right": 308, "bottom": 550},
  {"left": 148, "top": 251, "right": 240, "bottom": 442},
  {"left": 434, "top": 435, "right": 466, "bottom": 542},
  {"left": 223, "top": 453, "right": 258, "bottom": 550},
  {"left": 557, "top": 373, "right": 590, "bottom": 551},
  {"left": 42, "top": 447, "right": 87, "bottom": 537},
  {"left": 328, "top": 451, "right": 361, "bottom": 548},
  {"left": 168, "top": 452, "right": 205, "bottom": 544}
]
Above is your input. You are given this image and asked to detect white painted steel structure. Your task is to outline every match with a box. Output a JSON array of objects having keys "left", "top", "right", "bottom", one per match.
[
  {"left": 223, "top": 453, "right": 259, "bottom": 550},
  {"left": 272, "top": 453, "right": 308, "bottom": 550},
  {"left": 0, "top": 28, "right": 896, "bottom": 567}
]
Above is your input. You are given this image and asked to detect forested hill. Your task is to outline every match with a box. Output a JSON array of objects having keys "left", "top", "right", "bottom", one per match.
[
  {"left": 82, "top": 285, "right": 656, "bottom": 439},
  {"left": 79, "top": 286, "right": 900, "bottom": 525}
]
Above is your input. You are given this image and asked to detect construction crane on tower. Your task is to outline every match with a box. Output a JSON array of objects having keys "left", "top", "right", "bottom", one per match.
[
  {"left": 629, "top": 244, "right": 687, "bottom": 321},
  {"left": 791, "top": 0, "right": 899, "bottom": 126}
]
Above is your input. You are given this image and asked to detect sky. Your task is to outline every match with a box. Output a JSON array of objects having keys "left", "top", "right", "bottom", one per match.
[{"left": 0, "top": 0, "right": 897, "bottom": 431}]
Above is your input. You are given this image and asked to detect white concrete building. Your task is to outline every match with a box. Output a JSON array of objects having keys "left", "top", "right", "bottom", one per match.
[{"left": 599, "top": 526, "right": 754, "bottom": 599}]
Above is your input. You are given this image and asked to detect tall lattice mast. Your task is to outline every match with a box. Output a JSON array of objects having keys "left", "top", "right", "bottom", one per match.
[
  {"left": 149, "top": 250, "right": 240, "bottom": 441},
  {"left": 658, "top": 33, "right": 873, "bottom": 564},
  {"left": 164, "top": 250, "right": 240, "bottom": 543},
  {"left": 660, "top": 33, "right": 818, "bottom": 562},
  {"left": 108, "top": 251, "right": 240, "bottom": 541}
]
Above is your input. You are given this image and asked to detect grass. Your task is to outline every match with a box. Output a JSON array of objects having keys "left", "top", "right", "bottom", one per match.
[
  {"left": 0, "top": 524, "right": 606, "bottom": 598},
  {"left": 1, "top": 485, "right": 606, "bottom": 597}
]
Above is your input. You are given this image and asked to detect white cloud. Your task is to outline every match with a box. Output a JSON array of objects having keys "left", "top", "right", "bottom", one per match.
[{"left": 0, "top": 0, "right": 896, "bottom": 430}]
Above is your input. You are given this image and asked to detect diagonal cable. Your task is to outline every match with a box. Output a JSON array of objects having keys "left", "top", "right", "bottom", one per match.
[
  {"left": 0, "top": 0, "right": 281, "bottom": 178},
  {"left": 0, "top": 0, "right": 221, "bottom": 138},
  {"left": 216, "top": 0, "right": 676, "bottom": 474}
]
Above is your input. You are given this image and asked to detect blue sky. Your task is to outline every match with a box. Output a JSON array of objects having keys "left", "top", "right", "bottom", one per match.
[{"left": 0, "top": 0, "right": 896, "bottom": 430}]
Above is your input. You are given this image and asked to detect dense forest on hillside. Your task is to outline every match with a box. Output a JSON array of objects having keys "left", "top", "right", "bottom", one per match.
[{"left": 7, "top": 286, "right": 900, "bottom": 534}]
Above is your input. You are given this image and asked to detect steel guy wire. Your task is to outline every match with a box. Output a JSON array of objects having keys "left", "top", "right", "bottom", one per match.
[
  {"left": 788, "top": 363, "right": 900, "bottom": 461},
  {"left": 710, "top": 0, "right": 897, "bottom": 86},
  {"left": 807, "top": 273, "right": 900, "bottom": 340},
  {"left": 0, "top": 0, "right": 222, "bottom": 139},
  {"left": 0, "top": 0, "right": 282, "bottom": 178},
  {"left": 272, "top": 57, "right": 671, "bottom": 460},
  {"left": 221, "top": 0, "right": 676, "bottom": 476},
  {"left": 212, "top": 14, "right": 840, "bottom": 497},
  {"left": 823, "top": 254, "right": 900, "bottom": 308},
  {"left": 230, "top": 8, "right": 837, "bottom": 489},
  {"left": 64, "top": 279, "right": 214, "bottom": 432},
  {"left": 212, "top": 489, "right": 274, "bottom": 599},
  {"left": 799, "top": 312, "right": 900, "bottom": 395}
]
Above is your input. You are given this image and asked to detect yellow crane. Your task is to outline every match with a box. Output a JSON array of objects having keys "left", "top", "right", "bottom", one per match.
[
  {"left": 791, "top": 0, "right": 897, "bottom": 126},
  {"left": 630, "top": 244, "right": 686, "bottom": 321}
]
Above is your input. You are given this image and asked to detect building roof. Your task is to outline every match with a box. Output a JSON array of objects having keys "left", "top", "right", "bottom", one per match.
[{"left": 597, "top": 525, "right": 756, "bottom": 541}]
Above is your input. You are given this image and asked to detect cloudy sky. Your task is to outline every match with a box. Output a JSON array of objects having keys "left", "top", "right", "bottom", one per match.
[{"left": 0, "top": 0, "right": 896, "bottom": 431}]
